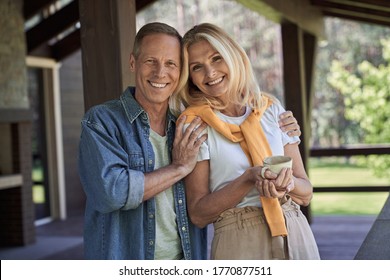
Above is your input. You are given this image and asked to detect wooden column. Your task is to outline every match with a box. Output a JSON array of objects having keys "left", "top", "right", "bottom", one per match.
[
  {"left": 78, "top": 0, "right": 136, "bottom": 111},
  {"left": 281, "top": 21, "right": 317, "bottom": 222},
  {"left": 303, "top": 32, "right": 317, "bottom": 140}
]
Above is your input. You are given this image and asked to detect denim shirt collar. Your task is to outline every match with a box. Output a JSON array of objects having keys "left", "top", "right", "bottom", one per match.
[{"left": 120, "top": 87, "right": 177, "bottom": 132}]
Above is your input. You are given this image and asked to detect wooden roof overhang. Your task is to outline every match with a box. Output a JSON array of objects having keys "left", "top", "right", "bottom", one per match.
[{"left": 24, "top": 0, "right": 390, "bottom": 61}]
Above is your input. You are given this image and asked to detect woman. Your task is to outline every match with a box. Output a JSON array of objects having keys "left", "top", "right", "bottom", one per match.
[{"left": 175, "top": 23, "right": 320, "bottom": 260}]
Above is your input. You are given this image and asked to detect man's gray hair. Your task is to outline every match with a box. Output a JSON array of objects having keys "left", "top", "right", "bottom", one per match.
[{"left": 132, "top": 22, "right": 182, "bottom": 58}]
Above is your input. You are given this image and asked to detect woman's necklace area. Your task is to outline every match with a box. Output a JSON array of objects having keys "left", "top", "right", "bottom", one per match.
[{"left": 220, "top": 106, "right": 246, "bottom": 117}]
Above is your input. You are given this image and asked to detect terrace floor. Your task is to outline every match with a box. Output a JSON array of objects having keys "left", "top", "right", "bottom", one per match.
[{"left": 0, "top": 214, "right": 377, "bottom": 260}]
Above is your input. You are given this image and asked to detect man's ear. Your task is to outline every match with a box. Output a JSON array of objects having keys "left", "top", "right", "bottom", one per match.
[{"left": 129, "top": 54, "right": 136, "bottom": 72}]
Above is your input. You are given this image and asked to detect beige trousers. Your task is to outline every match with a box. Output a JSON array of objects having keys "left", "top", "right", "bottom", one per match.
[
  {"left": 282, "top": 197, "right": 321, "bottom": 260},
  {"left": 211, "top": 202, "right": 320, "bottom": 260}
]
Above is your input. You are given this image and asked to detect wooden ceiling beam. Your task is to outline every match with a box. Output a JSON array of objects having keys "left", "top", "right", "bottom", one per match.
[
  {"left": 330, "top": 0, "right": 390, "bottom": 9},
  {"left": 135, "top": 0, "right": 157, "bottom": 10},
  {"left": 311, "top": 0, "right": 390, "bottom": 14},
  {"left": 238, "top": 0, "right": 326, "bottom": 38},
  {"left": 323, "top": 10, "right": 390, "bottom": 27},
  {"left": 26, "top": 1, "right": 79, "bottom": 53},
  {"left": 51, "top": 29, "right": 81, "bottom": 61},
  {"left": 23, "top": 0, "right": 56, "bottom": 20},
  {"left": 27, "top": 0, "right": 389, "bottom": 61},
  {"left": 27, "top": 0, "right": 157, "bottom": 60},
  {"left": 44, "top": 0, "right": 156, "bottom": 61},
  {"left": 311, "top": 0, "right": 390, "bottom": 26}
]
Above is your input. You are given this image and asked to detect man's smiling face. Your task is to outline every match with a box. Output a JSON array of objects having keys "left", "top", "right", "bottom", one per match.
[{"left": 130, "top": 33, "right": 181, "bottom": 108}]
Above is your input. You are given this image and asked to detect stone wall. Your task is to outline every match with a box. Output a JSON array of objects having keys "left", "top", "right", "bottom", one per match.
[
  {"left": 0, "top": 0, "right": 28, "bottom": 108},
  {"left": 0, "top": 0, "right": 35, "bottom": 246}
]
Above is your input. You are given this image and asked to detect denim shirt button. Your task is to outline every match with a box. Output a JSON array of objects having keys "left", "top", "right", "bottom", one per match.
[
  {"left": 149, "top": 240, "right": 154, "bottom": 246},
  {"left": 182, "top": 226, "right": 186, "bottom": 231},
  {"left": 149, "top": 213, "right": 154, "bottom": 219},
  {"left": 148, "top": 159, "right": 153, "bottom": 165},
  {"left": 178, "top": 199, "right": 183, "bottom": 204}
]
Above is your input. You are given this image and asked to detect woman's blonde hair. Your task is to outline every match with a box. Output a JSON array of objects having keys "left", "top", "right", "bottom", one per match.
[{"left": 171, "top": 23, "right": 276, "bottom": 115}]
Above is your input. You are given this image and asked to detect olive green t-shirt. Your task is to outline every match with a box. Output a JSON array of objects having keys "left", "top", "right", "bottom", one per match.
[{"left": 149, "top": 129, "right": 183, "bottom": 260}]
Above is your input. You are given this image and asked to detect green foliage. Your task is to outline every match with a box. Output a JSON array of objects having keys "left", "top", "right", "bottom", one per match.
[
  {"left": 311, "top": 192, "right": 388, "bottom": 216},
  {"left": 312, "top": 19, "right": 390, "bottom": 147},
  {"left": 327, "top": 39, "right": 390, "bottom": 179}
]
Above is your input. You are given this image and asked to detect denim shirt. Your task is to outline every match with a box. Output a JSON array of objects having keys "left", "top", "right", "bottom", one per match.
[{"left": 78, "top": 87, "right": 207, "bottom": 260}]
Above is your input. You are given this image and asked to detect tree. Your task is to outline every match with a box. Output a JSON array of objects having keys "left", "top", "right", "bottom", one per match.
[
  {"left": 311, "top": 18, "right": 390, "bottom": 148},
  {"left": 327, "top": 39, "right": 390, "bottom": 179}
]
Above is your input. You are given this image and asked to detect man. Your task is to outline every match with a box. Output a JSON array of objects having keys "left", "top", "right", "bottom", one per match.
[
  {"left": 79, "top": 22, "right": 208, "bottom": 260},
  {"left": 78, "top": 22, "right": 301, "bottom": 260}
]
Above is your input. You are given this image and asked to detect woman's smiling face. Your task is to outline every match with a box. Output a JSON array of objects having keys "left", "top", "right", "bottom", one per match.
[{"left": 188, "top": 40, "right": 230, "bottom": 100}]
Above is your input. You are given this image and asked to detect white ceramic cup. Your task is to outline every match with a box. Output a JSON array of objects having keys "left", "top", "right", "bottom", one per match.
[{"left": 263, "top": 155, "right": 292, "bottom": 175}]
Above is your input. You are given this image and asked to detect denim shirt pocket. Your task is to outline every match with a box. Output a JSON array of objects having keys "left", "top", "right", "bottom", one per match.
[{"left": 128, "top": 153, "right": 145, "bottom": 171}]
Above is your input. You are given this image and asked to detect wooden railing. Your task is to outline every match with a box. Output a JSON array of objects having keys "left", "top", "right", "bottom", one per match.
[
  {"left": 309, "top": 144, "right": 390, "bottom": 258},
  {"left": 309, "top": 144, "right": 390, "bottom": 193},
  {"left": 310, "top": 144, "right": 390, "bottom": 157},
  {"left": 0, "top": 174, "right": 23, "bottom": 190}
]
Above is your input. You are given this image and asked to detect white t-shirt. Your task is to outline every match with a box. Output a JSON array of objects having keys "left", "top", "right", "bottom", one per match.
[{"left": 195, "top": 103, "right": 300, "bottom": 208}]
